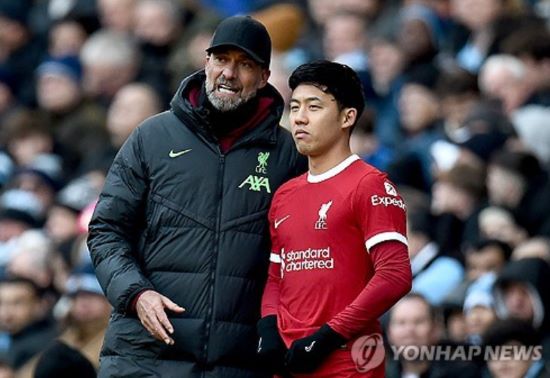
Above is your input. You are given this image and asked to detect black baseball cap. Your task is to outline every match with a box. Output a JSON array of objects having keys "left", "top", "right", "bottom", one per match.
[{"left": 206, "top": 16, "right": 271, "bottom": 67}]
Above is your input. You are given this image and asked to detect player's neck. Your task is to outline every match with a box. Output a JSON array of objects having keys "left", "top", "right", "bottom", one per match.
[{"left": 308, "top": 144, "right": 353, "bottom": 176}]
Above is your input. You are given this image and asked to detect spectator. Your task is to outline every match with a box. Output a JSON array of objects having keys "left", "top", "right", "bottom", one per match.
[
  {"left": 0, "top": 0, "right": 46, "bottom": 105},
  {"left": 512, "top": 237, "right": 550, "bottom": 261},
  {"left": 483, "top": 318, "right": 549, "bottom": 378},
  {"left": 48, "top": 19, "right": 88, "bottom": 58},
  {"left": 363, "top": 35, "right": 405, "bottom": 150},
  {"left": 35, "top": 55, "right": 109, "bottom": 176},
  {"left": 478, "top": 206, "right": 528, "bottom": 248},
  {"left": 0, "top": 69, "right": 20, "bottom": 125},
  {"left": 83, "top": 82, "right": 162, "bottom": 174},
  {"left": 79, "top": 30, "right": 141, "bottom": 103},
  {"left": 0, "top": 111, "right": 54, "bottom": 168},
  {"left": 34, "top": 341, "right": 96, "bottom": 378},
  {"left": 450, "top": 0, "right": 524, "bottom": 73},
  {"left": 54, "top": 273, "right": 111, "bottom": 371},
  {"left": 133, "top": 0, "right": 184, "bottom": 104},
  {"left": 493, "top": 257, "right": 550, "bottom": 359},
  {"left": 0, "top": 189, "right": 44, "bottom": 244},
  {"left": 408, "top": 205, "right": 464, "bottom": 306},
  {"left": 387, "top": 293, "right": 480, "bottom": 378},
  {"left": 487, "top": 150, "right": 550, "bottom": 235},
  {"left": 452, "top": 102, "right": 512, "bottom": 163},
  {"left": 502, "top": 25, "right": 550, "bottom": 107},
  {"left": 97, "top": 0, "right": 136, "bottom": 33},
  {"left": 398, "top": 4, "right": 442, "bottom": 85},
  {"left": 394, "top": 80, "right": 444, "bottom": 188},
  {"left": 478, "top": 54, "right": 531, "bottom": 114},
  {"left": 462, "top": 272, "right": 498, "bottom": 345},
  {"left": 5, "top": 230, "right": 58, "bottom": 293},
  {"left": 512, "top": 105, "right": 550, "bottom": 167},
  {"left": 431, "top": 162, "right": 487, "bottom": 251},
  {"left": 322, "top": 11, "right": 368, "bottom": 71},
  {"left": 0, "top": 277, "right": 57, "bottom": 371},
  {"left": 435, "top": 68, "right": 480, "bottom": 142},
  {"left": 465, "top": 239, "right": 511, "bottom": 282},
  {"left": 9, "top": 154, "right": 63, "bottom": 210},
  {"left": 106, "top": 83, "right": 162, "bottom": 149},
  {"left": 167, "top": 12, "right": 220, "bottom": 92},
  {"left": 44, "top": 174, "right": 101, "bottom": 266}
]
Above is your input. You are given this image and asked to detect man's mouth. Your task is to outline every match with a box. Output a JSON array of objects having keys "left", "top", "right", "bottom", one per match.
[
  {"left": 217, "top": 84, "right": 239, "bottom": 94},
  {"left": 294, "top": 130, "right": 309, "bottom": 138}
]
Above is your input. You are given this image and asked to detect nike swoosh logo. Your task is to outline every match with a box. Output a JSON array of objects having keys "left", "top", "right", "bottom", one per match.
[
  {"left": 305, "top": 341, "right": 316, "bottom": 352},
  {"left": 169, "top": 149, "right": 192, "bottom": 158},
  {"left": 274, "top": 215, "right": 290, "bottom": 229}
]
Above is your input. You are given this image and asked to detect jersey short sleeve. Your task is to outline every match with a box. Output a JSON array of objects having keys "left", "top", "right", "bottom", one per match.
[{"left": 354, "top": 173, "right": 407, "bottom": 252}]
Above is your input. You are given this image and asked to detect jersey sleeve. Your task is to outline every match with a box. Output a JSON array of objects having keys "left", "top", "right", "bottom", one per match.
[
  {"left": 328, "top": 240, "right": 412, "bottom": 338},
  {"left": 261, "top": 191, "right": 283, "bottom": 317},
  {"left": 354, "top": 173, "right": 408, "bottom": 252}
]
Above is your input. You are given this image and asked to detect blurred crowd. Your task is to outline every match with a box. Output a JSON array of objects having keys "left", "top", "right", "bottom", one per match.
[{"left": 0, "top": 0, "right": 548, "bottom": 377}]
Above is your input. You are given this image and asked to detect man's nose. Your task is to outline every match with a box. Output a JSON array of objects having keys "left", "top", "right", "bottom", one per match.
[
  {"left": 221, "top": 62, "right": 237, "bottom": 80},
  {"left": 293, "top": 107, "right": 308, "bottom": 125}
]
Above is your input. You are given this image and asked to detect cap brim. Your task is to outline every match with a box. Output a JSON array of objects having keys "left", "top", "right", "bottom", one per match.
[{"left": 206, "top": 43, "right": 266, "bottom": 65}]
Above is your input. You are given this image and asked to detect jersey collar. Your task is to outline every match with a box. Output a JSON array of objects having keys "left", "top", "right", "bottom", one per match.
[{"left": 307, "top": 154, "right": 360, "bottom": 183}]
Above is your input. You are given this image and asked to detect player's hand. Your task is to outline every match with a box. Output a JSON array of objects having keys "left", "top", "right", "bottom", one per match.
[
  {"left": 136, "top": 290, "right": 185, "bottom": 345},
  {"left": 285, "top": 324, "right": 346, "bottom": 373},
  {"left": 257, "top": 315, "right": 287, "bottom": 373}
]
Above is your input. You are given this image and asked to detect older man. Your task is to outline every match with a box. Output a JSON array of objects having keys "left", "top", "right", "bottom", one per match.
[{"left": 88, "top": 15, "right": 305, "bottom": 377}]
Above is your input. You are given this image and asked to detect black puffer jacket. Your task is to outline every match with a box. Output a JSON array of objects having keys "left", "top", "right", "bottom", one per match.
[{"left": 88, "top": 71, "right": 304, "bottom": 377}]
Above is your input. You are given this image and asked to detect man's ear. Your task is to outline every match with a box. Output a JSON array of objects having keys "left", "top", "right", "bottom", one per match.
[
  {"left": 258, "top": 69, "right": 271, "bottom": 89},
  {"left": 341, "top": 108, "right": 357, "bottom": 130}
]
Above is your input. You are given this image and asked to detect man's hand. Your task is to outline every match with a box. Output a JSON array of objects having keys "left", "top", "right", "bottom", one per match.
[
  {"left": 285, "top": 324, "right": 346, "bottom": 373},
  {"left": 257, "top": 315, "right": 287, "bottom": 373},
  {"left": 136, "top": 290, "right": 185, "bottom": 345}
]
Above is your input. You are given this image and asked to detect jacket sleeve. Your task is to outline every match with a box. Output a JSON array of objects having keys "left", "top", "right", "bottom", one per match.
[{"left": 87, "top": 127, "right": 155, "bottom": 313}]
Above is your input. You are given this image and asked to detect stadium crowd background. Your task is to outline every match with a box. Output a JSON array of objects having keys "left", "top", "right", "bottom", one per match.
[{"left": 0, "top": 0, "right": 548, "bottom": 376}]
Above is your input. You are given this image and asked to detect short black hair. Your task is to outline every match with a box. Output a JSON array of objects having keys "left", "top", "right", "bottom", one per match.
[
  {"left": 0, "top": 276, "right": 45, "bottom": 298},
  {"left": 483, "top": 318, "right": 540, "bottom": 348},
  {"left": 392, "top": 292, "right": 438, "bottom": 322},
  {"left": 470, "top": 239, "right": 513, "bottom": 261},
  {"left": 289, "top": 60, "right": 365, "bottom": 124}
]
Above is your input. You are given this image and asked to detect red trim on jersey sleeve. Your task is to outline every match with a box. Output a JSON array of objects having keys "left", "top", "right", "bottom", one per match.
[
  {"left": 327, "top": 240, "right": 412, "bottom": 339},
  {"left": 353, "top": 173, "right": 407, "bottom": 252}
]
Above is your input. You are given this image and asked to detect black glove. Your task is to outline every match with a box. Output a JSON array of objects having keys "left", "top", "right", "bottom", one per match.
[
  {"left": 257, "top": 315, "right": 287, "bottom": 374},
  {"left": 285, "top": 324, "right": 347, "bottom": 373}
]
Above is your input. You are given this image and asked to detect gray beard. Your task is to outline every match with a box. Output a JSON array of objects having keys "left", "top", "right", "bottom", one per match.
[{"left": 205, "top": 84, "right": 257, "bottom": 112}]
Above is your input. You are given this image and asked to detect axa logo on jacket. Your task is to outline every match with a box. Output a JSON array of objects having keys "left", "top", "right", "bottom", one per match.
[{"left": 239, "top": 151, "right": 272, "bottom": 193}]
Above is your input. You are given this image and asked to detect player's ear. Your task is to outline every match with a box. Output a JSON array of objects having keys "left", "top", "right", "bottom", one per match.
[{"left": 341, "top": 108, "right": 357, "bottom": 131}]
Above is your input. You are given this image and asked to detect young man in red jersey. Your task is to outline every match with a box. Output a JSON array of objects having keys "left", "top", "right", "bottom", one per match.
[{"left": 257, "top": 61, "right": 412, "bottom": 377}]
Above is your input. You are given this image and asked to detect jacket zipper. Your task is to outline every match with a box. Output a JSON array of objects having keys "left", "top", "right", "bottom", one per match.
[{"left": 202, "top": 152, "right": 225, "bottom": 364}]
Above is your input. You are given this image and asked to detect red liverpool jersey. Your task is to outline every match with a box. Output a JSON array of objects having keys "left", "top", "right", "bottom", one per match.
[{"left": 262, "top": 155, "right": 410, "bottom": 376}]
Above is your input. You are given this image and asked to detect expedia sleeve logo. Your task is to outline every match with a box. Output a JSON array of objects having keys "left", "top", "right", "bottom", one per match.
[
  {"left": 370, "top": 195, "right": 406, "bottom": 210},
  {"left": 370, "top": 181, "right": 406, "bottom": 210}
]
